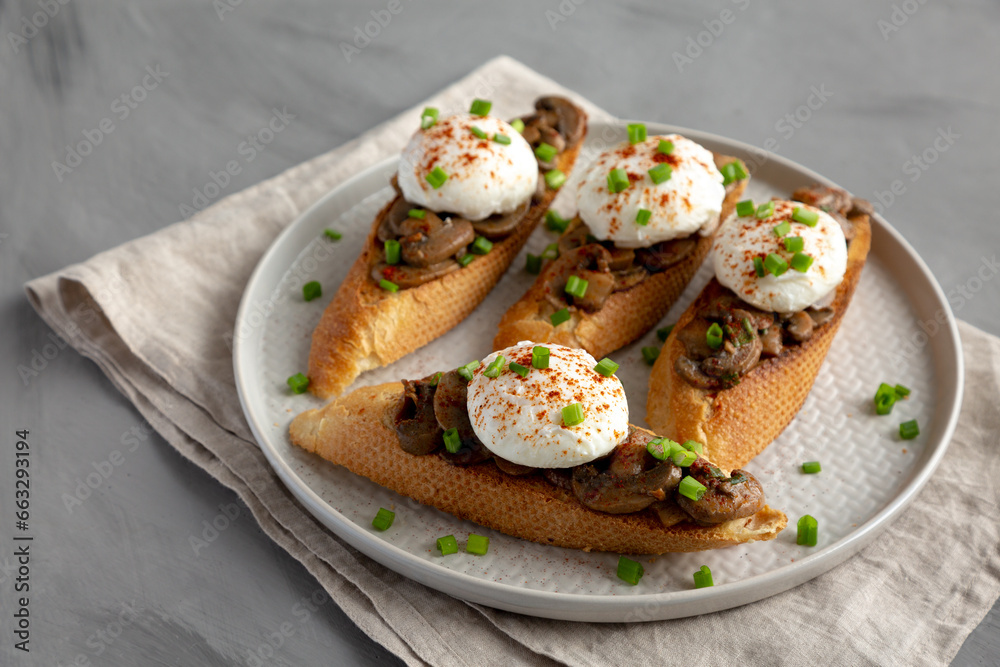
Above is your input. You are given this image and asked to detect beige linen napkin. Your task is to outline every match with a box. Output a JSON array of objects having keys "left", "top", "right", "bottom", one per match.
[{"left": 26, "top": 56, "right": 1000, "bottom": 667}]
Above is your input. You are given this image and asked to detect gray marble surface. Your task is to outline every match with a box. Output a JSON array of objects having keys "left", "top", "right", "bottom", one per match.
[{"left": 2, "top": 0, "right": 998, "bottom": 664}]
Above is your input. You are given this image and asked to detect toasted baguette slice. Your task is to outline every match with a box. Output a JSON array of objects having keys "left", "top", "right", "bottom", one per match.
[
  {"left": 646, "top": 208, "right": 872, "bottom": 471},
  {"left": 290, "top": 382, "right": 786, "bottom": 554},
  {"left": 307, "top": 138, "right": 585, "bottom": 399},
  {"left": 493, "top": 155, "right": 747, "bottom": 358}
]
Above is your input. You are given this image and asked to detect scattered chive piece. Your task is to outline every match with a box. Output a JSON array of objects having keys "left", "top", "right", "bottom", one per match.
[
  {"left": 428, "top": 371, "right": 443, "bottom": 387},
  {"left": 672, "top": 448, "right": 696, "bottom": 467},
  {"left": 287, "top": 373, "right": 309, "bottom": 394},
  {"left": 594, "top": 357, "right": 619, "bottom": 377},
  {"left": 706, "top": 322, "right": 724, "bottom": 350},
  {"left": 472, "top": 236, "right": 494, "bottom": 255},
  {"left": 792, "top": 206, "right": 820, "bottom": 226},
  {"left": 436, "top": 535, "right": 459, "bottom": 556},
  {"left": 510, "top": 118, "right": 525, "bottom": 133},
  {"left": 384, "top": 239, "right": 401, "bottom": 265},
  {"left": 379, "top": 279, "right": 399, "bottom": 293},
  {"left": 372, "top": 508, "right": 395, "bottom": 531},
  {"left": 756, "top": 201, "right": 776, "bottom": 219},
  {"left": 753, "top": 256, "right": 766, "bottom": 277},
  {"left": 657, "top": 325, "right": 674, "bottom": 342},
  {"left": 764, "top": 253, "right": 789, "bottom": 277},
  {"left": 797, "top": 515, "right": 818, "bottom": 546},
  {"left": 720, "top": 161, "right": 748, "bottom": 185},
  {"left": 678, "top": 476, "right": 707, "bottom": 501},
  {"left": 551, "top": 308, "right": 571, "bottom": 327},
  {"left": 742, "top": 317, "right": 755, "bottom": 338},
  {"left": 426, "top": 166, "right": 448, "bottom": 189},
  {"left": 541, "top": 243, "right": 560, "bottom": 260},
  {"left": 526, "top": 253, "right": 542, "bottom": 274},
  {"left": 484, "top": 355, "right": 506, "bottom": 379},
  {"left": 635, "top": 208, "right": 652, "bottom": 226},
  {"left": 458, "top": 253, "right": 476, "bottom": 267},
  {"left": 607, "top": 168, "right": 630, "bottom": 193},
  {"left": 791, "top": 252, "right": 814, "bottom": 273},
  {"left": 443, "top": 427, "right": 462, "bottom": 453},
  {"left": 657, "top": 139, "right": 674, "bottom": 155},
  {"left": 565, "top": 275, "right": 589, "bottom": 299},
  {"left": 562, "top": 402, "right": 585, "bottom": 427},
  {"left": 469, "top": 99, "right": 492, "bottom": 116},
  {"left": 895, "top": 384, "right": 911, "bottom": 398},
  {"left": 641, "top": 346, "right": 660, "bottom": 365},
  {"left": 456, "top": 360, "right": 480, "bottom": 382},
  {"left": 693, "top": 565, "right": 714, "bottom": 589},
  {"left": 303, "top": 281, "right": 322, "bottom": 302},
  {"left": 492, "top": 133, "right": 511, "bottom": 145},
  {"left": 617, "top": 556, "right": 644, "bottom": 586},
  {"left": 509, "top": 362, "right": 529, "bottom": 378},
  {"left": 648, "top": 163, "right": 672, "bottom": 185},
  {"left": 470, "top": 126, "right": 488, "bottom": 140},
  {"left": 681, "top": 440, "right": 704, "bottom": 455},
  {"left": 467, "top": 534, "right": 490, "bottom": 555},
  {"left": 531, "top": 345, "right": 550, "bottom": 369},
  {"left": 545, "top": 210, "right": 569, "bottom": 233},
  {"left": 420, "top": 107, "right": 438, "bottom": 129},
  {"left": 784, "top": 236, "right": 805, "bottom": 253},
  {"left": 874, "top": 383, "right": 897, "bottom": 415},
  {"left": 646, "top": 438, "right": 669, "bottom": 460},
  {"left": 627, "top": 123, "right": 647, "bottom": 144},
  {"left": 773, "top": 220, "right": 792, "bottom": 237},
  {"left": 408, "top": 208, "right": 426, "bottom": 219},
  {"left": 535, "top": 142, "right": 558, "bottom": 163},
  {"left": 735, "top": 199, "right": 756, "bottom": 217},
  {"left": 323, "top": 229, "right": 343, "bottom": 241},
  {"left": 900, "top": 419, "right": 920, "bottom": 440},
  {"left": 802, "top": 461, "right": 822, "bottom": 474},
  {"left": 545, "top": 169, "right": 566, "bottom": 189}
]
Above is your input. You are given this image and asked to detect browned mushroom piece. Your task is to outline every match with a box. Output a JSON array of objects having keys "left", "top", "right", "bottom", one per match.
[
  {"left": 557, "top": 223, "right": 592, "bottom": 255},
  {"left": 572, "top": 458, "right": 682, "bottom": 515},
  {"left": 704, "top": 295, "right": 774, "bottom": 331},
  {"left": 398, "top": 212, "right": 475, "bottom": 268},
  {"left": 538, "top": 125, "right": 566, "bottom": 154},
  {"left": 675, "top": 356, "right": 723, "bottom": 390},
  {"left": 433, "top": 370, "right": 492, "bottom": 466},
  {"left": 700, "top": 334, "right": 762, "bottom": 379},
  {"left": 759, "top": 325, "right": 783, "bottom": 358},
  {"left": 790, "top": 184, "right": 853, "bottom": 216},
  {"left": 394, "top": 377, "right": 442, "bottom": 455},
  {"left": 613, "top": 266, "right": 648, "bottom": 292},
  {"left": 808, "top": 306, "right": 836, "bottom": 327},
  {"left": 532, "top": 171, "right": 548, "bottom": 202},
  {"left": 377, "top": 197, "right": 416, "bottom": 242},
  {"left": 535, "top": 96, "right": 586, "bottom": 147},
  {"left": 494, "top": 456, "right": 537, "bottom": 476},
  {"left": 520, "top": 124, "right": 541, "bottom": 145},
  {"left": 608, "top": 428, "right": 658, "bottom": 478},
  {"left": 571, "top": 270, "right": 616, "bottom": 311},
  {"left": 606, "top": 246, "right": 635, "bottom": 271},
  {"left": 847, "top": 197, "right": 874, "bottom": 219},
  {"left": 371, "top": 260, "right": 458, "bottom": 289},
  {"left": 675, "top": 459, "right": 765, "bottom": 524},
  {"left": 676, "top": 318, "right": 717, "bottom": 361},
  {"left": 470, "top": 199, "right": 530, "bottom": 239},
  {"left": 543, "top": 244, "right": 615, "bottom": 311},
  {"left": 636, "top": 237, "right": 698, "bottom": 273},
  {"left": 785, "top": 310, "right": 815, "bottom": 342},
  {"left": 543, "top": 467, "right": 573, "bottom": 491}
]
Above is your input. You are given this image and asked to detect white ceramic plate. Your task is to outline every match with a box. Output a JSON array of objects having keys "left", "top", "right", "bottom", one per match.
[{"left": 233, "top": 121, "right": 963, "bottom": 622}]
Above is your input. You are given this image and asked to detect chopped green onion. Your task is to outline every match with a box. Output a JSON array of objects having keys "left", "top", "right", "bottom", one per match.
[
  {"left": 720, "top": 161, "right": 748, "bottom": 185},
  {"left": 627, "top": 123, "right": 647, "bottom": 144},
  {"left": 742, "top": 317, "right": 755, "bottom": 338},
  {"left": 510, "top": 118, "right": 525, "bottom": 133},
  {"left": 545, "top": 169, "right": 566, "bottom": 189},
  {"left": 900, "top": 419, "right": 920, "bottom": 440},
  {"left": 764, "top": 253, "right": 788, "bottom": 277},
  {"left": 456, "top": 360, "right": 480, "bottom": 382},
  {"left": 792, "top": 206, "right": 820, "bottom": 226},
  {"left": 607, "top": 168, "right": 630, "bottom": 193},
  {"left": 379, "top": 279, "right": 399, "bottom": 293},
  {"left": 646, "top": 438, "right": 669, "bottom": 460},
  {"left": 656, "top": 325, "right": 674, "bottom": 342},
  {"left": 693, "top": 565, "right": 714, "bottom": 589},
  {"left": 678, "top": 476, "right": 707, "bottom": 501},
  {"left": 657, "top": 139, "right": 674, "bottom": 155},
  {"left": 467, "top": 533, "right": 490, "bottom": 555},
  {"left": 562, "top": 402, "right": 585, "bottom": 427},
  {"left": 428, "top": 372, "right": 443, "bottom": 387},
  {"left": 545, "top": 210, "right": 569, "bottom": 233},
  {"left": 797, "top": 515, "right": 818, "bottom": 546},
  {"left": 372, "top": 508, "right": 395, "bottom": 531},
  {"left": 648, "top": 163, "right": 672, "bottom": 185},
  {"left": 565, "top": 275, "right": 589, "bottom": 298},
  {"left": 509, "top": 362, "right": 529, "bottom": 378},
  {"left": 324, "top": 229, "right": 343, "bottom": 241},
  {"left": 541, "top": 243, "right": 560, "bottom": 260},
  {"left": 492, "top": 133, "right": 511, "bottom": 145},
  {"left": 443, "top": 427, "right": 462, "bottom": 453},
  {"left": 526, "top": 253, "right": 542, "bottom": 274},
  {"left": 469, "top": 99, "right": 492, "bottom": 116},
  {"left": 535, "top": 142, "right": 558, "bottom": 163},
  {"left": 791, "top": 252, "right": 814, "bottom": 273},
  {"left": 773, "top": 220, "right": 791, "bottom": 237},
  {"left": 874, "top": 383, "right": 897, "bottom": 415},
  {"left": 784, "top": 236, "right": 804, "bottom": 253},
  {"left": 735, "top": 199, "right": 756, "bottom": 217},
  {"left": 753, "top": 256, "right": 765, "bottom": 278},
  {"left": 484, "top": 355, "right": 506, "bottom": 379},
  {"left": 706, "top": 322, "right": 724, "bottom": 349},
  {"left": 551, "top": 308, "right": 571, "bottom": 327},
  {"left": 635, "top": 208, "right": 652, "bottom": 226},
  {"left": 594, "top": 357, "right": 619, "bottom": 377},
  {"left": 420, "top": 107, "right": 438, "bottom": 129},
  {"left": 457, "top": 253, "right": 476, "bottom": 267},
  {"left": 681, "top": 440, "right": 704, "bottom": 455},
  {"left": 470, "top": 126, "right": 488, "bottom": 140},
  {"left": 617, "top": 556, "right": 644, "bottom": 585},
  {"left": 384, "top": 239, "right": 401, "bottom": 265},
  {"left": 436, "top": 534, "right": 458, "bottom": 555},
  {"left": 286, "top": 373, "right": 309, "bottom": 394},
  {"left": 641, "top": 346, "right": 660, "bottom": 365},
  {"left": 672, "top": 448, "right": 696, "bottom": 467},
  {"left": 531, "top": 345, "right": 550, "bottom": 369},
  {"left": 426, "top": 166, "right": 448, "bottom": 189},
  {"left": 303, "top": 281, "right": 322, "bottom": 302},
  {"left": 408, "top": 208, "right": 426, "bottom": 219},
  {"left": 755, "top": 201, "right": 775, "bottom": 219},
  {"left": 472, "top": 236, "right": 493, "bottom": 255},
  {"left": 895, "top": 384, "right": 911, "bottom": 398},
  {"left": 802, "top": 461, "right": 822, "bottom": 474}
]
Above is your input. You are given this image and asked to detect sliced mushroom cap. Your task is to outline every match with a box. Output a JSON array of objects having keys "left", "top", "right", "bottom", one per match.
[
  {"left": 676, "top": 318, "right": 717, "bottom": 361},
  {"left": 377, "top": 197, "right": 416, "bottom": 242},
  {"left": 572, "top": 458, "right": 682, "bottom": 515},
  {"left": 543, "top": 244, "right": 614, "bottom": 311},
  {"left": 470, "top": 199, "right": 529, "bottom": 239},
  {"left": 532, "top": 170, "right": 548, "bottom": 203},
  {"left": 433, "top": 370, "right": 492, "bottom": 466},
  {"left": 636, "top": 237, "right": 697, "bottom": 273},
  {"left": 608, "top": 428, "right": 658, "bottom": 478},
  {"left": 494, "top": 456, "right": 536, "bottom": 476},
  {"left": 613, "top": 266, "right": 648, "bottom": 292},
  {"left": 808, "top": 306, "right": 836, "bottom": 327},
  {"left": 785, "top": 310, "right": 815, "bottom": 342},
  {"left": 606, "top": 246, "right": 636, "bottom": 272},
  {"left": 557, "top": 223, "right": 592, "bottom": 255},
  {"left": 543, "top": 467, "right": 574, "bottom": 492},
  {"left": 675, "top": 459, "right": 765, "bottom": 524},
  {"left": 535, "top": 96, "right": 585, "bottom": 147},
  {"left": 538, "top": 125, "right": 566, "bottom": 154},
  {"left": 394, "top": 377, "right": 442, "bottom": 455},
  {"left": 700, "top": 333, "right": 762, "bottom": 379},
  {"left": 399, "top": 213, "right": 475, "bottom": 268},
  {"left": 571, "top": 270, "right": 616, "bottom": 311},
  {"left": 372, "top": 260, "right": 458, "bottom": 289},
  {"left": 759, "top": 326, "right": 783, "bottom": 358},
  {"left": 704, "top": 294, "right": 774, "bottom": 331},
  {"left": 790, "top": 184, "right": 853, "bottom": 216},
  {"left": 675, "top": 356, "right": 723, "bottom": 390}
]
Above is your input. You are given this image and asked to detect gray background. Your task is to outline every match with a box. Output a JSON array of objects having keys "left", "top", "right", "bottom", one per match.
[{"left": 2, "top": 0, "right": 998, "bottom": 664}]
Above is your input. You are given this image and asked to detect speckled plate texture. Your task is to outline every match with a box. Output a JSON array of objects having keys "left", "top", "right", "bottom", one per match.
[{"left": 233, "top": 122, "right": 962, "bottom": 622}]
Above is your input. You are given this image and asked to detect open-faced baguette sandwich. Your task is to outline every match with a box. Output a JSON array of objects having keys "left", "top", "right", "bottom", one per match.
[
  {"left": 308, "top": 97, "right": 588, "bottom": 398},
  {"left": 493, "top": 130, "right": 748, "bottom": 359},
  {"left": 291, "top": 341, "right": 786, "bottom": 554},
  {"left": 646, "top": 185, "right": 873, "bottom": 470}
]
